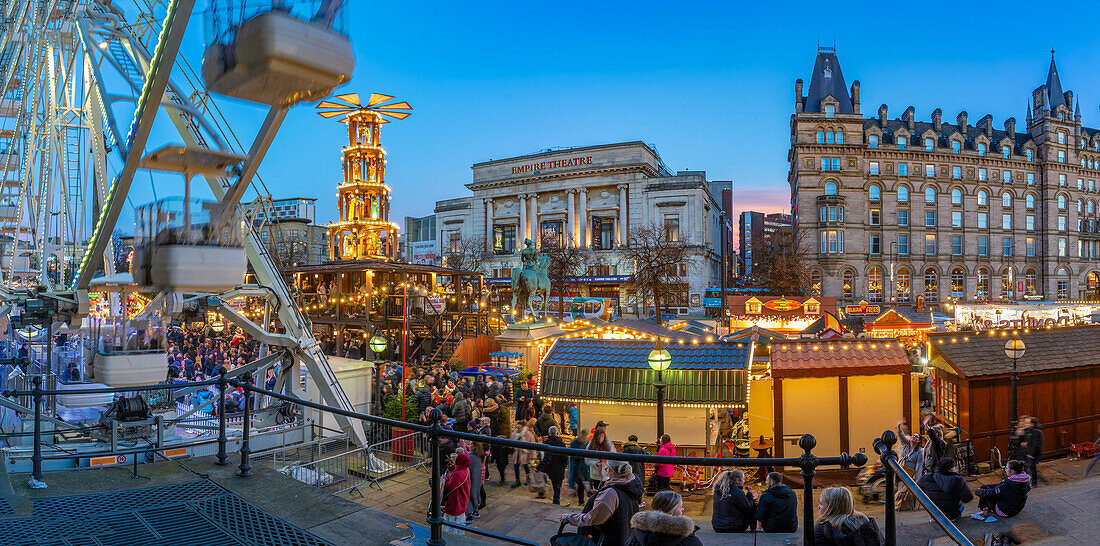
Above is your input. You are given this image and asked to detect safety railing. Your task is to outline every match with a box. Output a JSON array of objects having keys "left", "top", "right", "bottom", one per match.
[
  {"left": 874, "top": 430, "right": 974, "bottom": 546},
  {"left": 7, "top": 376, "right": 880, "bottom": 546},
  {"left": 364, "top": 430, "right": 429, "bottom": 485}
]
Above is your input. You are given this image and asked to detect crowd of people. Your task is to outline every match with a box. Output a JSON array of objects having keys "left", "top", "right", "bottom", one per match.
[{"left": 166, "top": 327, "right": 270, "bottom": 414}]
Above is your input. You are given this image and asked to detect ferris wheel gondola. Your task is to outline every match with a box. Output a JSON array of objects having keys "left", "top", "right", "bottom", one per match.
[{"left": 202, "top": 1, "right": 354, "bottom": 105}]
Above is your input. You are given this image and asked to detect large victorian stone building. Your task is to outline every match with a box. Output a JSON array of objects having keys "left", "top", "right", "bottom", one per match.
[
  {"left": 790, "top": 47, "right": 1100, "bottom": 305},
  {"left": 435, "top": 142, "right": 728, "bottom": 316}
]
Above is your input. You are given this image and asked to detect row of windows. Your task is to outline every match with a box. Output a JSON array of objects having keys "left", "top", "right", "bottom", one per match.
[
  {"left": 837, "top": 205, "right": 1100, "bottom": 234},
  {"left": 863, "top": 161, "right": 1037, "bottom": 184},
  {"left": 811, "top": 267, "right": 1072, "bottom": 302},
  {"left": 819, "top": 230, "right": 1095, "bottom": 259},
  {"left": 835, "top": 182, "right": 1098, "bottom": 210}
]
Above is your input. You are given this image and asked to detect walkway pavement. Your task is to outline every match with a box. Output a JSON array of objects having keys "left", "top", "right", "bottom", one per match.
[{"left": 348, "top": 455, "right": 1100, "bottom": 545}]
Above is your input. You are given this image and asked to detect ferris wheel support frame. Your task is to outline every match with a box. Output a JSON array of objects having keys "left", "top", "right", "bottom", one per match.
[{"left": 74, "top": 0, "right": 196, "bottom": 291}]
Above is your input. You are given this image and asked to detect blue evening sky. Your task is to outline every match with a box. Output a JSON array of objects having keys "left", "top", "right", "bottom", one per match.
[{"left": 151, "top": 1, "right": 1100, "bottom": 246}]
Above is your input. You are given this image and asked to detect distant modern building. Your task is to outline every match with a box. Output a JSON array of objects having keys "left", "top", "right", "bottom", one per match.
[
  {"left": 250, "top": 197, "right": 327, "bottom": 266},
  {"left": 404, "top": 214, "right": 438, "bottom": 265},
  {"left": 738, "top": 211, "right": 792, "bottom": 277},
  {"left": 268, "top": 197, "right": 316, "bottom": 223},
  {"left": 434, "top": 141, "right": 726, "bottom": 317}
]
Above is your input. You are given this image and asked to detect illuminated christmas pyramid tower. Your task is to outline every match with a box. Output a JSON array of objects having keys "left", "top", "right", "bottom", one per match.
[{"left": 317, "top": 93, "right": 412, "bottom": 260}]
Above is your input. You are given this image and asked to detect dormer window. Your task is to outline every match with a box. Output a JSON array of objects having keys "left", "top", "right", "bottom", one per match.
[
  {"left": 1002, "top": 145, "right": 1010, "bottom": 159},
  {"left": 868, "top": 135, "right": 878, "bottom": 148},
  {"left": 925, "top": 138, "right": 934, "bottom": 152},
  {"left": 746, "top": 298, "right": 762, "bottom": 314},
  {"left": 824, "top": 104, "right": 835, "bottom": 118},
  {"left": 897, "top": 136, "right": 907, "bottom": 150},
  {"left": 1026, "top": 149, "right": 1034, "bottom": 162},
  {"left": 951, "top": 141, "right": 961, "bottom": 154},
  {"left": 978, "top": 143, "right": 986, "bottom": 156},
  {"left": 804, "top": 298, "right": 821, "bottom": 315}
]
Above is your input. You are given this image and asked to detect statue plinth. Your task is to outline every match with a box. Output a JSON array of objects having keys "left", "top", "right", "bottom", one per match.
[{"left": 497, "top": 321, "right": 563, "bottom": 374}]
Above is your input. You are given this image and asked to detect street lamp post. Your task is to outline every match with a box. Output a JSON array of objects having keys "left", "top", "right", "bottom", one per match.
[
  {"left": 1004, "top": 332, "right": 1026, "bottom": 431},
  {"left": 369, "top": 335, "right": 388, "bottom": 414},
  {"left": 647, "top": 338, "right": 672, "bottom": 440}
]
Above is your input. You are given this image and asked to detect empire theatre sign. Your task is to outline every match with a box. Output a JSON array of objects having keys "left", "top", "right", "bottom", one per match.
[{"left": 511, "top": 155, "right": 593, "bottom": 175}]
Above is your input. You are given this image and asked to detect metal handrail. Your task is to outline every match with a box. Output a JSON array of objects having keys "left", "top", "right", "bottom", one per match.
[
  {"left": 7, "top": 377, "right": 870, "bottom": 546},
  {"left": 874, "top": 430, "right": 974, "bottom": 546}
]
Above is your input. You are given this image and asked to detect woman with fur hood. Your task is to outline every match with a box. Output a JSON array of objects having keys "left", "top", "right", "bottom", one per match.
[{"left": 625, "top": 491, "right": 703, "bottom": 546}]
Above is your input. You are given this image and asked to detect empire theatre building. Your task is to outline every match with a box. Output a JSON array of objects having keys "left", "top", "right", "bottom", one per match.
[{"left": 435, "top": 142, "right": 728, "bottom": 316}]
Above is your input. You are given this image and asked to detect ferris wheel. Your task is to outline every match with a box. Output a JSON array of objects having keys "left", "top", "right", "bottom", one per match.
[{"left": 0, "top": 0, "right": 368, "bottom": 445}]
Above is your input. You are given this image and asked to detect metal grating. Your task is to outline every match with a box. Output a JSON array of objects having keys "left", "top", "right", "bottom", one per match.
[
  {"left": 0, "top": 480, "right": 332, "bottom": 546},
  {"left": 33, "top": 479, "right": 224, "bottom": 518},
  {"left": 193, "top": 495, "right": 333, "bottom": 546},
  {"left": 0, "top": 497, "right": 12, "bottom": 515}
]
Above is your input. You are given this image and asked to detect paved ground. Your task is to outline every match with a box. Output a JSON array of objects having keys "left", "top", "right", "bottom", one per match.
[{"left": 348, "top": 455, "right": 1100, "bottom": 545}]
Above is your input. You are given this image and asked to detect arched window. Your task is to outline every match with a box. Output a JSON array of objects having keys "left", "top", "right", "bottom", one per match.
[
  {"left": 977, "top": 143, "right": 987, "bottom": 156},
  {"left": 824, "top": 182, "right": 837, "bottom": 195},
  {"left": 869, "top": 185, "right": 881, "bottom": 200},
  {"left": 1090, "top": 200, "right": 1096, "bottom": 214},
  {"left": 826, "top": 131, "right": 835, "bottom": 144},
  {"left": 1058, "top": 195, "right": 1067, "bottom": 209},
  {"left": 977, "top": 268, "right": 990, "bottom": 299},
  {"left": 811, "top": 270, "right": 822, "bottom": 296},
  {"left": 868, "top": 135, "right": 879, "bottom": 148},
  {"left": 868, "top": 267, "right": 883, "bottom": 302},
  {"left": 836, "top": 132, "right": 844, "bottom": 144},
  {"left": 924, "top": 268, "right": 938, "bottom": 301},
  {"left": 951, "top": 268, "right": 965, "bottom": 298},
  {"left": 1026, "top": 194, "right": 1036, "bottom": 209},
  {"left": 978, "top": 190, "right": 988, "bottom": 206},
  {"left": 1002, "top": 269, "right": 1014, "bottom": 298},
  {"left": 1002, "top": 192, "right": 1012, "bottom": 207},
  {"left": 1079, "top": 199, "right": 1084, "bottom": 213},
  {"left": 824, "top": 104, "right": 836, "bottom": 118},
  {"left": 951, "top": 140, "right": 961, "bottom": 154},
  {"left": 897, "top": 267, "right": 911, "bottom": 303},
  {"left": 897, "top": 186, "right": 909, "bottom": 202},
  {"left": 1056, "top": 267, "right": 1070, "bottom": 299},
  {"left": 842, "top": 270, "right": 854, "bottom": 299},
  {"left": 951, "top": 188, "right": 962, "bottom": 205},
  {"left": 1058, "top": 131, "right": 1067, "bottom": 144},
  {"left": 925, "top": 187, "right": 936, "bottom": 203},
  {"left": 1025, "top": 268, "right": 1037, "bottom": 295},
  {"left": 816, "top": 131, "right": 824, "bottom": 144}
]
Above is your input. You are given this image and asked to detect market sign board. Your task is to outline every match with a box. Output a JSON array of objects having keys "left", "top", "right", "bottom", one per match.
[
  {"left": 763, "top": 298, "right": 802, "bottom": 312},
  {"left": 954, "top": 302, "right": 1100, "bottom": 331},
  {"left": 844, "top": 301, "right": 881, "bottom": 316}
]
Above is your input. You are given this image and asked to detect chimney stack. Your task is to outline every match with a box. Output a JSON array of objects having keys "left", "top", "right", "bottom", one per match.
[
  {"left": 850, "top": 80, "right": 861, "bottom": 114},
  {"left": 1004, "top": 117, "right": 1017, "bottom": 137},
  {"left": 795, "top": 78, "right": 804, "bottom": 113},
  {"left": 932, "top": 108, "right": 942, "bottom": 132},
  {"left": 956, "top": 111, "right": 968, "bottom": 132},
  {"left": 977, "top": 114, "right": 994, "bottom": 137},
  {"left": 903, "top": 106, "right": 915, "bottom": 131}
]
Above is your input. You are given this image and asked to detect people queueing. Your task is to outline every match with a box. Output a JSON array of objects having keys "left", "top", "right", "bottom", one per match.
[{"left": 711, "top": 469, "right": 755, "bottom": 533}]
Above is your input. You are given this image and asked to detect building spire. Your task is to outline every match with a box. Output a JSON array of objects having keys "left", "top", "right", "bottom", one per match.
[
  {"left": 1046, "top": 54, "right": 1066, "bottom": 110},
  {"left": 1027, "top": 99, "right": 1033, "bottom": 121},
  {"left": 1075, "top": 96, "right": 1082, "bottom": 118}
]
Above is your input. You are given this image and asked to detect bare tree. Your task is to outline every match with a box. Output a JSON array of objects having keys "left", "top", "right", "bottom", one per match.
[
  {"left": 754, "top": 227, "right": 809, "bottom": 295},
  {"left": 442, "top": 236, "right": 490, "bottom": 274},
  {"left": 111, "top": 229, "right": 130, "bottom": 273},
  {"left": 543, "top": 243, "right": 593, "bottom": 319},
  {"left": 620, "top": 223, "right": 694, "bottom": 321}
]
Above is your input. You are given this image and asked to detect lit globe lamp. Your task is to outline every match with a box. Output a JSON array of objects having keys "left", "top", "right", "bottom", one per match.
[{"left": 647, "top": 339, "right": 672, "bottom": 439}]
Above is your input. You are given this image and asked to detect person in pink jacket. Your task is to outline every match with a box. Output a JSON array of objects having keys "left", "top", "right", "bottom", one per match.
[
  {"left": 653, "top": 435, "right": 675, "bottom": 492},
  {"left": 443, "top": 452, "right": 472, "bottom": 535}
]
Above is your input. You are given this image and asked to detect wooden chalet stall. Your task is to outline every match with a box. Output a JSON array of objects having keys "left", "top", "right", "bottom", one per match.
[
  {"left": 928, "top": 326, "right": 1100, "bottom": 462},
  {"left": 726, "top": 296, "right": 837, "bottom": 335},
  {"left": 754, "top": 339, "right": 918, "bottom": 459},
  {"left": 537, "top": 338, "right": 750, "bottom": 449},
  {"left": 863, "top": 307, "right": 935, "bottom": 344}
]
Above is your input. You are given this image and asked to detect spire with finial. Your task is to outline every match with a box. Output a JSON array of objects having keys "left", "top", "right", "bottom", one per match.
[
  {"left": 1027, "top": 99, "right": 1033, "bottom": 121},
  {"left": 1046, "top": 52, "right": 1065, "bottom": 111},
  {"left": 1075, "top": 96, "right": 1081, "bottom": 118}
]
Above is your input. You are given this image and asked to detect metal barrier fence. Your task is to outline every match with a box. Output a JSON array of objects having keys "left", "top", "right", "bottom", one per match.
[{"left": 4, "top": 375, "right": 977, "bottom": 546}]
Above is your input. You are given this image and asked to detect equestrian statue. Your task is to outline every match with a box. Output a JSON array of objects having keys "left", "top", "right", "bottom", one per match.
[{"left": 511, "top": 238, "right": 550, "bottom": 319}]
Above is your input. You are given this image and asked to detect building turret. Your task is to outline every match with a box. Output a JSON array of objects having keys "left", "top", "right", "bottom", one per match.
[{"left": 801, "top": 46, "right": 855, "bottom": 114}]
